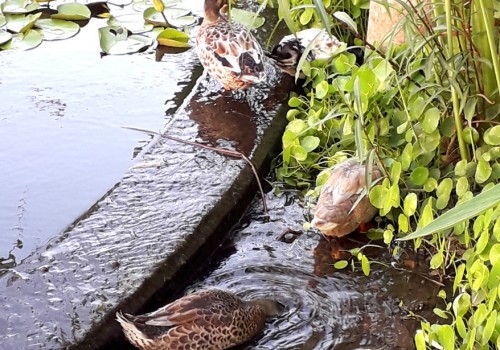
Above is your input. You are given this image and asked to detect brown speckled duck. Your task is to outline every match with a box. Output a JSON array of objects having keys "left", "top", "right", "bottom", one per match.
[
  {"left": 116, "top": 289, "right": 281, "bottom": 350},
  {"left": 311, "top": 159, "right": 383, "bottom": 237},
  {"left": 196, "top": 0, "right": 266, "bottom": 90}
]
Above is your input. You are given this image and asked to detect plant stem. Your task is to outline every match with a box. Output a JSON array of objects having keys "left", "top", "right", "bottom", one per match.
[{"left": 445, "top": 0, "right": 469, "bottom": 162}]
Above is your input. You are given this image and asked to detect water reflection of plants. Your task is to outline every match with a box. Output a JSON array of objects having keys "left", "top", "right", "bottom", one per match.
[{"left": 270, "top": 0, "right": 499, "bottom": 349}]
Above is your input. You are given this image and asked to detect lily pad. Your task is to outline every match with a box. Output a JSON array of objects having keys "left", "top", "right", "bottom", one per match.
[
  {"left": 156, "top": 27, "right": 189, "bottom": 47},
  {"left": 1, "top": 0, "right": 39, "bottom": 14},
  {"left": 99, "top": 25, "right": 152, "bottom": 54},
  {"left": 108, "top": 14, "right": 154, "bottom": 34},
  {"left": 0, "top": 29, "right": 42, "bottom": 50},
  {"left": 0, "top": 29, "right": 13, "bottom": 45},
  {"left": 35, "top": 18, "right": 80, "bottom": 40},
  {"left": 132, "top": 0, "right": 180, "bottom": 13},
  {"left": 143, "top": 7, "right": 195, "bottom": 27},
  {"left": 0, "top": 14, "right": 6, "bottom": 27},
  {"left": 52, "top": 3, "right": 91, "bottom": 20},
  {"left": 230, "top": 8, "right": 265, "bottom": 29},
  {"left": 5, "top": 12, "right": 42, "bottom": 33}
]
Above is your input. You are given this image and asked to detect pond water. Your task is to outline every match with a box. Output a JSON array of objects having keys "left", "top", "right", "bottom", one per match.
[
  {"left": 107, "top": 192, "right": 443, "bottom": 350},
  {"left": 0, "top": 7, "right": 202, "bottom": 269}
]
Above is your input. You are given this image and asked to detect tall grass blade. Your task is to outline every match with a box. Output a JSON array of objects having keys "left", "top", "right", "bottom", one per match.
[
  {"left": 399, "top": 183, "right": 500, "bottom": 240},
  {"left": 312, "top": 0, "right": 331, "bottom": 36},
  {"left": 277, "top": 0, "right": 296, "bottom": 34}
]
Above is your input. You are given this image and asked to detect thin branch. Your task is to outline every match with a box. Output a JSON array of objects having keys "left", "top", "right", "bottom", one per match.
[{"left": 122, "top": 126, "right": 268, "bottom": 214}]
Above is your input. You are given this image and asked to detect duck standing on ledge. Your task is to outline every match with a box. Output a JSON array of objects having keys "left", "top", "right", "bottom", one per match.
[
  {"left": 196, "top": 0, "right": 267, "bottom": 90},
  {"left": 116, "top": 289, "right": 281, "bottom": 350},
  {"left": 311, "top": 159, "right": 383, "bottom": 238},
  {"left": 268, "top": 28, "right": 345, "bottom": 76}
]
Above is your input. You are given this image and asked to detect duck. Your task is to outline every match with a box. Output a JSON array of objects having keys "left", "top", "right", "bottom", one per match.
[
  {"left": 267, "top": 28, "right": 345, "bottom": 76},
  {"left": 311, "top": 159, "right": 383, "bottom": 237},
  {"left": 196, "top": 0, "right": 267, "bottom": 90},
  {"left": 116, "top": 289, "right": 281, "bottom": 350}
]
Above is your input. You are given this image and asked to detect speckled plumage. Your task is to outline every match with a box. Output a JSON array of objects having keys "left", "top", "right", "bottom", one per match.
[
  {"left": 116, "top": 289, "right": 280, "bottom": 350},
  {"left": 196, "top": 0, "right": 266, "bottom": 90},
  {"left": 311, "top": 159, "right": 382, "bottom": 237},
  {"left": 268, "top": 28, "right": 345, "bottom": 76}
]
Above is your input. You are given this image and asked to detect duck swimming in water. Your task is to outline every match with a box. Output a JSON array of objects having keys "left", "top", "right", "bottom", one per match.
[
  {"left": 268, "top": 28, "right": 345, "bottom": 76},
  {"left": 196, "top": 0, "right": 267, "bottom": 90},
  {"left": 311, "top": 159, "right": 383, "bottom": 238},
  {"left": 116, "top": 289, "right": 281, "bottom": 350}
]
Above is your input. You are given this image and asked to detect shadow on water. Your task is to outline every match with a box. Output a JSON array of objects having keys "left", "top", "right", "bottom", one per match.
[{"left": 108, "top": 192, "right": 444, "bottom": 349}]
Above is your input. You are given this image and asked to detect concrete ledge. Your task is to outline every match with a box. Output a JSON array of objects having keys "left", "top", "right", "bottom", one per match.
[{"left": 0, "top": 68, "right": 293, "bottom": 349}]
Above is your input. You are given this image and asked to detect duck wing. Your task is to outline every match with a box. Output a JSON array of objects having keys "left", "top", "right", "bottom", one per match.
[{"left": 321, "top": 161, "right": 366, "bottom": 207}]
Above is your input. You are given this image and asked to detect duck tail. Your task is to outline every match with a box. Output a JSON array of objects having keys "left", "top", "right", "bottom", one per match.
[{"left": 116, "top": 311, "right": 155, "bottom": 350}]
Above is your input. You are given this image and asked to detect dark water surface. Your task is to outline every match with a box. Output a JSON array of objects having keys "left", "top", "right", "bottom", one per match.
[{"left": 110, "top": 193, "right": 443, "bottom": 350}]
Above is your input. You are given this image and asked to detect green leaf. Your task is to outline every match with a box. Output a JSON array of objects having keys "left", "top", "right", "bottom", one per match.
[
  {"left": 0, "top": 28, "right": 41, "bottom": 50},
  {"left": 35, "top": 19, "right": 80, "bottom": 40},
  {"left": 415, "top": 331, "right": 426, "bottom": 350},
  {"left": 288, "top": 119, "right": 307, "bottom": 134},
  {"left": 433, "top": 307, "right": 448, "bottom": 319},
  {"left": 333, "top": 11, "right": 357, "bottom": 33},
  {"left": 484, "top": 125, "right": 500, "bottom": 145},
  {"left": 453, "top": 264, "right": 465, "bottom": 293},
  {"left": 421, "top": 107, "right": 440, "bottom": 133},
  {"left": 436, "top": 324, "right": 455, "bottom": 350},
  {"left": 456, "top": 176, "right": 469, "bottom": 197},
  {"left": 399, "top": 184, "right": 500, "bottom": 240},
  {"left": 370, "top": 183, "right": 389, "bottom": 209},
  {"left": 436, "top": 178, "right": 453, "bottom": 210},
  {"left": 5, "top": 12, "right": 41, "bottom": 33},
  {"left": 453, "top": 293, "right": 470, "bottom": 317},
  {"left": 0, "top": 29, "right": 12, "bottom": 45},
  {"left": 156, "top": 27, "right": 189, "bottom": 47},
  {"left": 291, "top": 145, "right": 307, "bottom": 161},
  {"left": 1, "top": 0, "right": 39, "bottom": 14},
  {"left": 475, "top": 156, "right": 492, "bottom": 184},
  {"left": 52, "top": 3, "right": 91, "bottom": 20},
  {"left": 430, "top": 251, "right": 443, "bottom": 269},
  {"left": 481, "top": 310, "right": 497, "bottom": 345},
  {"left": 410, "top": 167, "right": 429, "bottom": 186},
  {"left": 403, "top": 193, "right": 418, "bottom": 216},
  {"left": 99, "top": 26, "right": 152, "bottom": 54},
  {"left": 333, "top": 260, "right": 348, "bottom": 269},
  {"left": 276, "top": 0, "right": 296, "bottom": 33},
  {"left": 231, "top": 8, "right": 265, "bottom": 29},
  {"left": 490, "top": 243, "right": 500, "bottom": 265},
  {"left": 315, "top": 80, "right": 329, "bottom": 99},
  {"left": 398, "top": 214, "right": 409, "bottom": 233},
  {"left": 360, "top": 253, "right": 370, "bottom": 276},
  {"left": 300, "top": 136, "right": 320, "bottom": 152},
  {"left": 312, "top": 0, "right": 331, "bottom": 36}
]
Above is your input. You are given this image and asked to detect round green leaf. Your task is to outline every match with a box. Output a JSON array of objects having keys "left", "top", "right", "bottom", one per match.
[
  {"left": 0, "top": 28, "right": 42, "bottom": 50},
  {"left": 490, "top": 244, "right": 500, "bottom": 265},
  {"left": 287, "top": 119, "right": 307, "bottom": 135},
  {"left": 107, "top": 14, "right": 154, "bottom": 34},
  {"left": 143, "top": 7, "right": 191, "bottom": 27},
  {"left": 475, "top": 156, "right": 492, "bottom": 184},
  {"left": 403, "top": 193, "right": 418, "bottom": 216},
  {"left": 156, "top": 27, "right": 189, "bottom": 47},
  {"left": 333, "top": 260, "right": 348, "bottom": 269},
  {"left": 52, "top": 3, "right": 91, "bottom": 21},
  {"left": 421, "top": 107, "right": 440, "bottom": 133},
  {"left": 437, "top": 324, "right": 455, "bottom": 350},
  {"left": 0, "top": 29, "right": 12, "bottom": 44},
  {"left": 1, "top": 0, "right": 39, "bottom": 14},
  {"left": 5, "top": 12, "right": 41, "bottom": 33},
  {"left": 99, "top": 26, "right": 152, "bottom": 54},
  {"left": 230, "top": 8, "right": 264, "bottom": 29},
  {"left": 484, "top": 125, "right": 500, "bottom": 145},
  {"left": 291, "top": 145, "right": 307, "bottom": 161},
  {"left": 369, "top": 184, "right": 389, "bottom": 209},
  {"left": 300, "top": 136, "right": 320, "bottom": 152},
  {"left": 315, "top": 80, "right": 329, "bottom": 99},
  {"left": 463, "top": 126, "right": 479, "bottom": 144},
  {"left": 436, "top": 178, "right": 453, "bottom": 210},
  {"left": 35, "top": 18, "right": 80, "bottom": 40},
  {"left": 410, "top": 167, "right": 429, "bottom": 186}
]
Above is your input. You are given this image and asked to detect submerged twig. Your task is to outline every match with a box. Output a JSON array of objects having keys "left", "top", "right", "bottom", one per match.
[{"left": 122, "top": 126, "right": 268, "bottom": 214}]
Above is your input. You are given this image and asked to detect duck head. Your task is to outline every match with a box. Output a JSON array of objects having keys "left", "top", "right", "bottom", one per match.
[{"left": 204, "top": 0, "right": 227, "bottom": 23}]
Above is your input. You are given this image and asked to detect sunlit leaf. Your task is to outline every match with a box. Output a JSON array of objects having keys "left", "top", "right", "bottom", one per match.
[
  {"left": 421, "top": 107, "right": 440, "bottom": 133},
  {"left": 484, "top": 125, "right": 500, "bottom": 145},
  {"left": 1, "top": 0, "right": 39, "bottom": 14},
  {"left": 35, "top": 18, "right": 80, "bottom": 40},
  {"left": 475, "top": 156, "right": 492, "bottom": 184},
  {"left": 436, "top": 324, "right": 455, "bottom": 350},
  {"left": 5, "top": 12, "right": 41, "bottom": 33},
  {"left": 410, "top": 167, "right": 429, "bottom": 186},
  {"left": 300, "top": 136, "right": 320, "bottom": 152},
  {"left": 0, "top": 14, "right": 6, "bottom": 27},
  {"left": 52, "top": 3, "right": 91, "bottom": 20},
  {"left": 0, "top": 29, "right": 12, "bottom": 44},
  {"left": 156, "top": 27, "right": 189, "bottom": 47},
  {"left": 333, "top": 260, "right": 348, "bottom": 269},
  {"left": 0, "top": 28, "right": 42, "bottom": 50}
]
